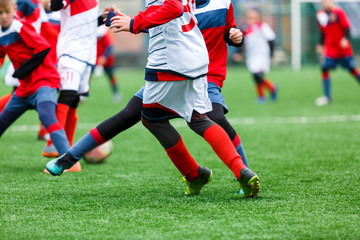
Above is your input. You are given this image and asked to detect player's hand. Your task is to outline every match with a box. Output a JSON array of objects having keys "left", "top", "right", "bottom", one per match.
[
  {"left": 316, "top": 44, "right": 323, "bottom": 54},
  {"left": 103, "top": 5, "right": 121, "bottom": 20},
  {"left": 229, "top": 28, "right": 243, "bottom": 44},
  {"left": 97, "top": 56, "right": 107, "bottom": 66},
  {"left": 110, "top": 13, "right": 132, "bottom": 33},
  {"left": 340, "top": 37, "right": 350, "bottom": 49},
  {"left": 41, "top": 0, "right": 51, "bottom": 11}
]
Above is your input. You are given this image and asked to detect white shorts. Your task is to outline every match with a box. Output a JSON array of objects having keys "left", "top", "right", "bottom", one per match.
[
  {"left": 58, "top": 55, "right": 93, "bottom": 94},
  {"left": 142, "top": 76, "right": 212, "bottom": 122},
  {"left": 246, "top": 56, "right": 271, "bottom": 74},
  {"left": 4, "top": 63, "right": 20, "bottom": 87}
]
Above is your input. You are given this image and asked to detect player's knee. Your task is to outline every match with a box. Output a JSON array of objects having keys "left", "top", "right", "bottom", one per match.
[
  {"left": 58, "top": 90, "right": 78, "bottom": 107},
  {"left": 253, "top": 73, "right": 263, "bottom": 83},
  {"left": 188, "top": 114, "right": 215, "bottom": 137},
  {"left": 37, "top": 102, "right": 57, "bottom": 128},
  {"left": 141, "top": 116, "right": 151, "bottom": 129}
]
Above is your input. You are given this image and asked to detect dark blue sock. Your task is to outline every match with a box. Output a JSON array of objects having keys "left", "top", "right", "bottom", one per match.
[
  {"left": 69, "top": 132, "right": 99, "bottom": 160},
  {"left": 50, "top": 129, "right": 70, "bottom": 155},
  {"left": 323, "top": 78, "right": 331, "bottom": 99}
]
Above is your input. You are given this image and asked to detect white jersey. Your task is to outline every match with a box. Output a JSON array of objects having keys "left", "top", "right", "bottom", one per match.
[
  {"left": 57, "top": 0, "right": 98, "bottom": 65},
  {"left": 145, "top": 0, "right": 209, "bottom": 80},
  {"left": 243, "top": 22, "right": 275, "bottom": 73}
]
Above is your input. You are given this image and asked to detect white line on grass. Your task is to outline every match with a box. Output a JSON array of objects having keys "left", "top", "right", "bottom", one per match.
[{"left": 9, "top": 114, "right": 360, "bottom": 132}]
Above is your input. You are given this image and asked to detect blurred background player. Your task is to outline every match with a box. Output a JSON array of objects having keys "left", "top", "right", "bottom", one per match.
[
  {"left": 46, "top": 2, "right": 260, "bottom": 198},
  {"left": 0, "top": 0, "right": 69, "bottom": 158},
  {"left": 235, "top": 8, "right": 277, "bottom": 104},
  {"left": 93, "top": 25, "right": 121, "bottom": 103},
  {"left": 41, "top": 0, "right": 98, "bottom": 174},
  {"left": 315, "top": 0, "right": 360, "bottom": 106}
]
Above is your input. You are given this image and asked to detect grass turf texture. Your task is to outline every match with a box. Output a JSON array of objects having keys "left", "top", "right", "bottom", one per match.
[{"left": 1, "top": 66, "right": 359, "bottom": 239}]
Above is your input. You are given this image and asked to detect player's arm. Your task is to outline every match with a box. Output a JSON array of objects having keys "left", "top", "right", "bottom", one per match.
[
  {"left": 107, "top": 0, "right": 183, "bottom": 34},
  {"left": 223, "top": 3, "right": 243, "bottom": 47},
  {"left": 268, "top": 40, "right": 275, "bottom": 58},
  {"left": 13, "top": 23, "right": 51, "bottom": 79}
]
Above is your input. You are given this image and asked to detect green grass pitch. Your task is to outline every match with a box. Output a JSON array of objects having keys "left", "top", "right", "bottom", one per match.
[{"left": 0, "top": 66, "right": 359, "bottom": 239}]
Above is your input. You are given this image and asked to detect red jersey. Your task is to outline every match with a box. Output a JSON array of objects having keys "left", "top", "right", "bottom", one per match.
[
  {"left": 316, "top": 7, "right": 353, "bottom": 58},
  {"left": 0, "top": 19, "right": 60, "bottom": 97},
  {"left": 96, "top": 27, "right": 115, "bottom": 68},
  {"left": 195, "top": 0, "right": 237, "bottom": 88}
]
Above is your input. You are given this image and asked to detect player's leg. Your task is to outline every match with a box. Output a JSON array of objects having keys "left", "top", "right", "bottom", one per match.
[
  {"left": 104, "top": 66, "right": 121, "bottom": 103},
  {"left": 263, "top": 76, "right": 278, "bottom": 101},
  {"left": 341, "top": 57, "right": 360, "bottom": 84},
  {"left": 0, "top": 95, "right": 28, "bottom": 137},
  {"left": 42, "top": 90, "right": 78, "bottom": 157},
  {"left": 64, "top": 95, "right": 80, "bottom": 146},
  {"left": 206, "top": 83, "right": 249, "bottom": 167},
  {"left": 188, "top": 112, "right": 259, "bottom": 198},
  {"left": 141, "top": 116, "right": 211, "bottom": 195},
  {"left": 316, "top": 57, "right": 336, "bottom": 106},
  {"left": 45, "top": 93, "right": 143, "bottom": 176},
  {"left": 206, "top": 103, "right": 249, "bottom": 168},
  {"left": 253, "top": 73, "right": 266, "bottom": 103}
]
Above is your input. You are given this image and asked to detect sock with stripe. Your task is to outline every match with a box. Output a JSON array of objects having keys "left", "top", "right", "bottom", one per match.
[
  {"left": 46, "top": 103, "right": 70, "bottom": 147},
  {"left": 263, "top": 78, "right": 276, "bottom": 93},
  {"left": 322, "top": 70, "right": 331, "bottom": 99},
  {"left": 69, "top": 128, "right": 105, "bottom": 160},
  {"left": 350, "top": 68, "right": 360, "bottom": 83}
]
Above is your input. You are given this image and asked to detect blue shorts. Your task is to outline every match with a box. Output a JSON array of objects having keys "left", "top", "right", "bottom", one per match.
[
  {"left": 5, "top": 87, "right": 58, "bottom": 112},
  {"left": 134, "top": 87, "right": 144, "bottom": 99},
  {"left": 322, "top": 57, "right": 357, "bottom": 71},
  {"left": 207, "top": 82, "right": 228, "bottom": 114}
]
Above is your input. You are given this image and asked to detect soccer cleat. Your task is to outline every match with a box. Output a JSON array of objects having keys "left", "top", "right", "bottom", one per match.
[
  {"left": 237, "top": 168, "right": 260, "bottom": 198},
  {"left": 42, "top": 143, "right": 59, "bottom": 158},
  {"left": 271, "top": 85, "right": 278, "bottom": 101},
  {"left": 315, "top": 96, "right": 331, "bottom": 107},
  {"left": 46, "top": 153, "right": 77, "bottom": 176},
  {"left": 180, "top": 166, "right": 212, "bottom": 195},
  {"left": 257, "top": 96, "right": 266, "bottom": 104}
]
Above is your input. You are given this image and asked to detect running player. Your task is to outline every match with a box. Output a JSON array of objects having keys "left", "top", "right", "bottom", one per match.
[
  {"left": 0, "top": 0, "right": 69, "bottom": 157},
  {"left": 46, "top": 1, "right": 260, "bottom": 198},
  {"left": 94, "top": 25, "right": 121, "bottom": 103},
  {"left": 41, "top": 0, "right": 98, "bottom": 175},
  {"left": 315, "top": 0, "right": 360, "bottom": 106},
  {"left": 240, "top": 8, "right": 277, "bottom": 104}
]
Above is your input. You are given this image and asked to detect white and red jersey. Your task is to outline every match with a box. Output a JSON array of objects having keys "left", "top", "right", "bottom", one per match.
[
  {"left": 57, "top": 0, "right": 98, "bottom": 65},
  {"left": 194, "top": 0, "right": 237, "bottom": 88},
  {"left": 0, "top": 19, "right": 60, "bottom": 97},
  {"left": 131, "top": 0, "right": 209, "bottom": 81},
  {"left": 242, "top": 22, "right": 275, "bottom": 73}
]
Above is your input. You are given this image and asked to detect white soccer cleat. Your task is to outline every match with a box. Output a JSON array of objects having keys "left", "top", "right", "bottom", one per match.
[{"left": 315, "top": 96, "right": 331, "bottom": 107}]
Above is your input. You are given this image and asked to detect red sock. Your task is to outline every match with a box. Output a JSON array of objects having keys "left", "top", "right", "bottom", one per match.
[
  {"left": 46, "top": 103, "right": 70, "bottom": 147},
  {"left": 263, "top": 78, "right": 275, "bottom": 92},
  {"left": 38, "top": 123, "right": 48, "bottom": 138},
  {"left": 203, "top": 124, "right": 246, "bottom": 179},
  {"left": 351, "top": 68, "right": 360, "bottom": 79},
  {"left": 165, "top": 136, "right": 199, "bottom": 181},
  {"left": 0, "top": 93, "right": 12, "bottom": 113},
  {"left": 65, "top": 107, "right": 78, "bottom": 146},
  {"left": 256, "top": 83, "right": 265, "bottom": 97}
]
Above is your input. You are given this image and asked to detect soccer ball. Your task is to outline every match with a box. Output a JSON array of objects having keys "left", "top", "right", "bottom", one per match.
[{"left": 83, "top": 141, "right": 113, "bottom": 164}]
